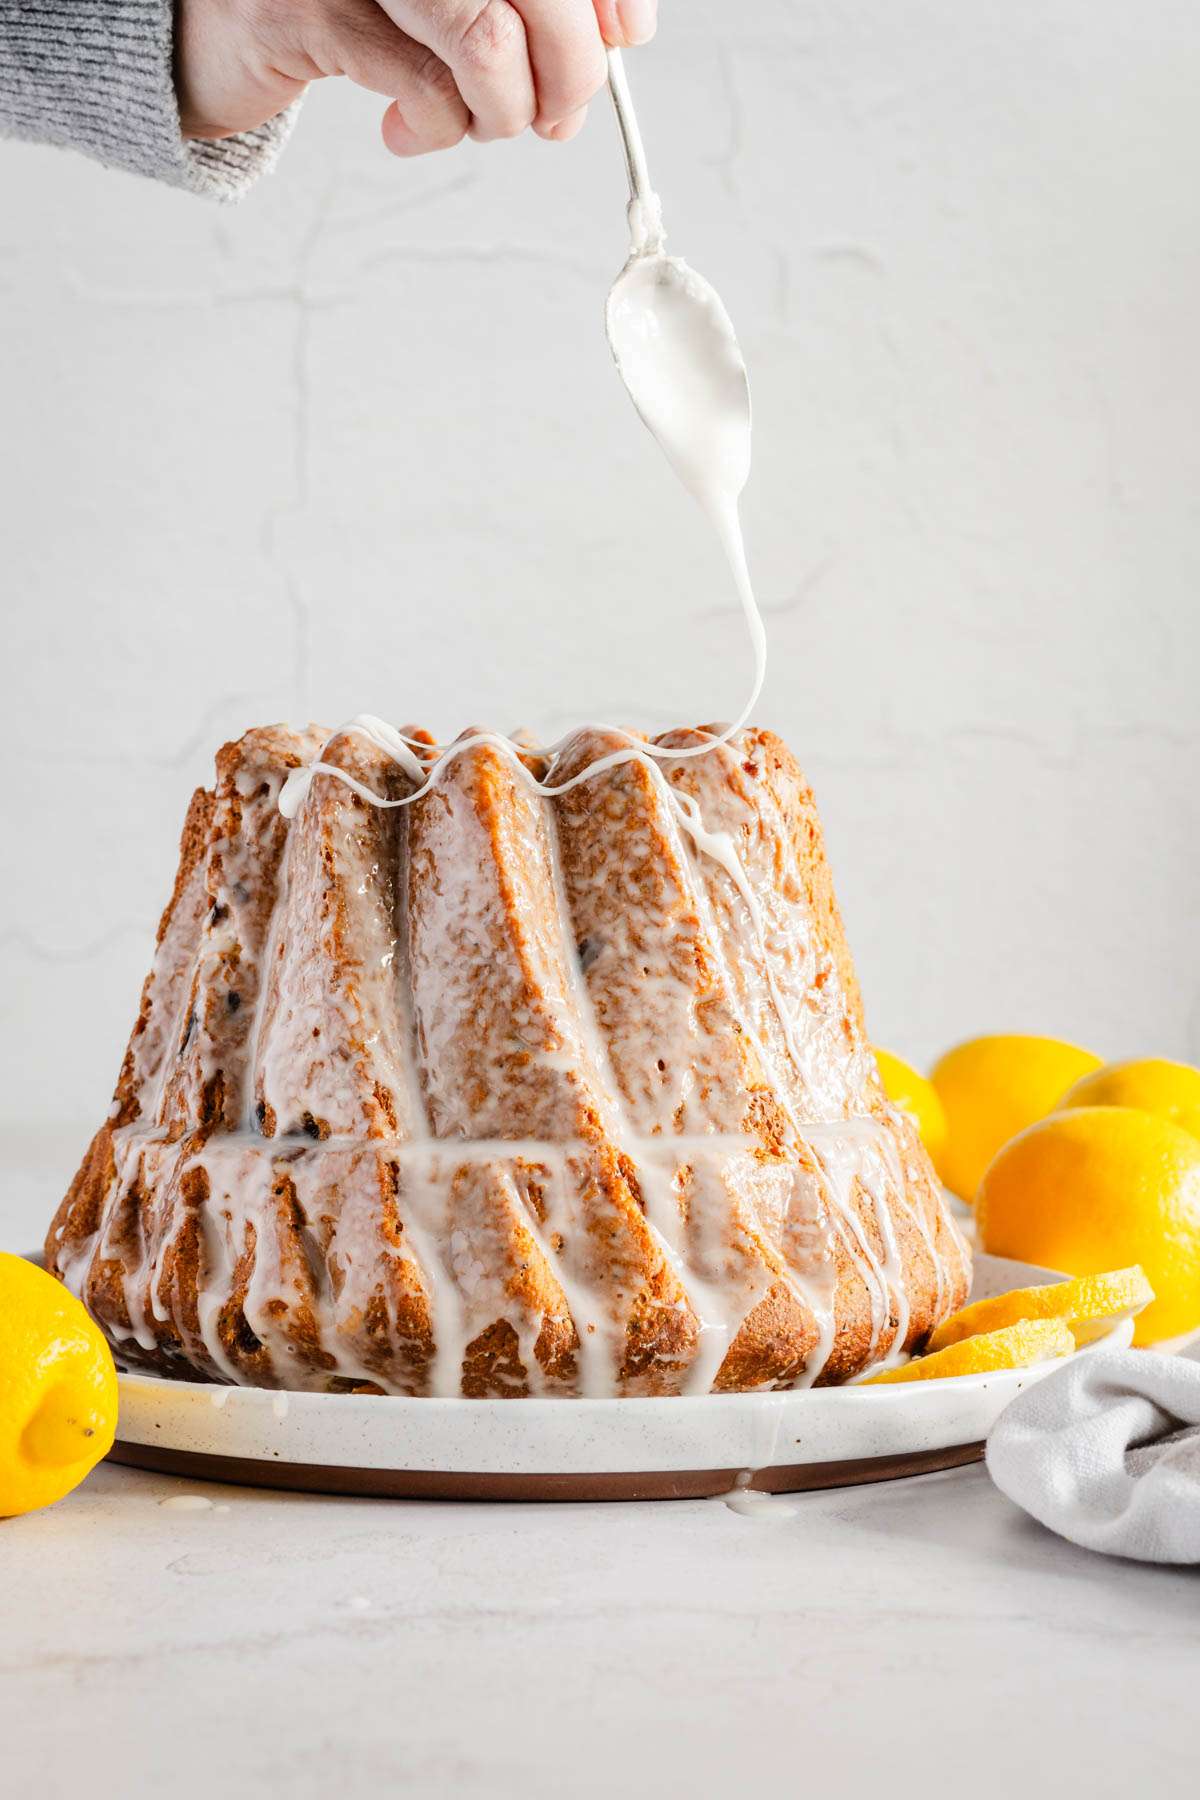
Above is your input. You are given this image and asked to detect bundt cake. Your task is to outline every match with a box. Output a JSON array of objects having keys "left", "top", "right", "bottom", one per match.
[{"left": 46, "top": 719, "right": 969, "bottom": 1396}]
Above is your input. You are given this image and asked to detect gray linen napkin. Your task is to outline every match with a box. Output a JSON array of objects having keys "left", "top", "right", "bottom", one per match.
[{"left": 986, "top": 1340, "right": 1200, "bottom": 1564}]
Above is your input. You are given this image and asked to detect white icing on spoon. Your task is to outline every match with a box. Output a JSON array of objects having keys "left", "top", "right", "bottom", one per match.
[{"left": 604, "top": 47, "right": 763, "bottom": 723}]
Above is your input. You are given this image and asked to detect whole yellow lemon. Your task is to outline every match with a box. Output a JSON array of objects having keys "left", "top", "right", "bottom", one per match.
[
  {"left": 977, "top": 1106, "right": 1200, "bottom": 1344},
  {"left": 873, "top": 1047, "right": 948, "bottom": 1168},
  {"left": 931, "top": 1034, "right": 1102, "bottom": 1201},
  {"left": 0, "top": 1253, "right": 118, "bottom": 1519},
  {"left": 1061, "top": 1057, "right": 1200, "bottom": 1145}
]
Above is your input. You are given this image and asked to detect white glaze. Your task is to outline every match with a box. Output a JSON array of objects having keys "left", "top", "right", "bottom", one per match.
[
  {"left": 722, "top": 1472, "right": 802, "bottom": 1521},
  {"left": 63, "top": 716, "right": 968, "bottom": 1399}
]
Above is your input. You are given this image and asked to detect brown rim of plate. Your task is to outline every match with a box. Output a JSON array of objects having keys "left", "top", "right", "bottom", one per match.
[{"left": 107, "top": 1438, "right": 984, "bottom": 1502}]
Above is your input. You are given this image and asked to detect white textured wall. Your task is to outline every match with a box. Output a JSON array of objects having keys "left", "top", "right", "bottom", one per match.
[{"left": 3, "top": 1, "right": 1199, "bottom": 1165}]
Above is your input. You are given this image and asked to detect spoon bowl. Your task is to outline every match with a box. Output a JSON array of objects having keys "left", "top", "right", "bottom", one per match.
[{"left": 606, "top": 251, "right": 751, "bottom": 506}]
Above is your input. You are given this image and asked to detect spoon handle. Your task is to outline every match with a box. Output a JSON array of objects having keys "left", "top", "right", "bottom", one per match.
[{"left": 606, "top": 48, "right": 653, "bottom": 210}]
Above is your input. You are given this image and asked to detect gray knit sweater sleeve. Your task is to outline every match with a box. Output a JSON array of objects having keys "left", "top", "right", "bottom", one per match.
[{"left": 0, "top": 0, "right": 298, "bottom": 199}]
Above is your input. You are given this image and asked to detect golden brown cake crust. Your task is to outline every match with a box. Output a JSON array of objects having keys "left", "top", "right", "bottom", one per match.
[{"left": 46, "top": 722, "right": 969, "bottom": 1395}]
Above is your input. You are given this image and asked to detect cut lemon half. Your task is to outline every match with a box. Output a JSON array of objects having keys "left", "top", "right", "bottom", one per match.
[
  {"left": 863, "top": 1318, "right": 1075, "bottom": 1386},
  {"left": 927, "top": 1266, "right": 1154, "bottom": 1354}
]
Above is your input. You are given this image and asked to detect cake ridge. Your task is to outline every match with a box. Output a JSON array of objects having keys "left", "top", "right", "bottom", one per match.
[{"left": 547, "top": 725, "right": 846, "bottom": 1383}]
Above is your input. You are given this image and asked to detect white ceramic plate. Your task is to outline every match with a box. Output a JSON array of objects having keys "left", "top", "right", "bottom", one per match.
[{"left": 94, "top": 1253, "right": 1132, "bottom": 1501}]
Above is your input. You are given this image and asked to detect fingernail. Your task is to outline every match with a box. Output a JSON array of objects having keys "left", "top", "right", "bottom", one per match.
[
  {"left": 545, "top": 107, "right": 588, "bottom": 143},
  {"left": 617, "top": 0, "right": 657, "bottom": 48}
]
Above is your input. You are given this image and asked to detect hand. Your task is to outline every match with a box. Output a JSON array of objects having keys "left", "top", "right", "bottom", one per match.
[{"left": 175, "top": 0, "right": 657, "bottom": 155}]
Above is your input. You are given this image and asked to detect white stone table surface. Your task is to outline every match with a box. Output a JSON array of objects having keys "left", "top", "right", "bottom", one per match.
[{"left": 3, "top": 1129, "right": 1197, "bottom": 1800}]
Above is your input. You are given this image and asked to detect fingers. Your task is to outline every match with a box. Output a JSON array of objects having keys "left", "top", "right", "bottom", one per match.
[
  {"left": 592, "top": 0, "right": 658, "bottom": 49},
  {"left": 312, "top": 1, "right": 470, "bottom": 154},
  {"left": 382, "top": 0, "right": 618, "bottom": 144},
  {"left": 509, "top": 0, "right": 607, "bottom": 139},
  {"left": 380, "top": 72, "right": 467, "bottom": 156},
  {"left": 379, "top": 42, "right": 470, "bottom": 156},
  {"left": 383, "top": 1, "right": 536, "bottom": 141},
  {"left": 237, "top": 0, "right": 657, "bottom": 158}
]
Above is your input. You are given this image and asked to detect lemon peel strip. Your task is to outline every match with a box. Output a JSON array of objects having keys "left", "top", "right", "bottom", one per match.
[
  {"left": 927, "top": 1267, "right": 1154, "bottom": 1354},
  {"left": 863, "top": 1318, "right": 1075, "bottom": 1386}
]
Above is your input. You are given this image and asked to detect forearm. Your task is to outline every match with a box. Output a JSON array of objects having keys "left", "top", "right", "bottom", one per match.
[{"left": 0, "top": 0, "right": 297, "bottom": 198}]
